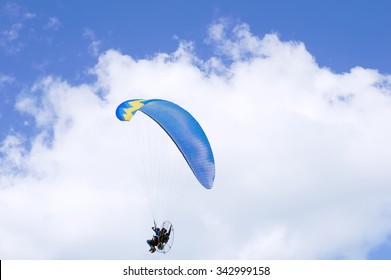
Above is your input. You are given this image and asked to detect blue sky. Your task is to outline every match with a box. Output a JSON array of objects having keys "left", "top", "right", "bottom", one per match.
[
  {"left": 1, "top": 0, "right": 391, "bottom": 139},
  {"left": 1, "top": 0, "right": 391, "bottom": 259}
]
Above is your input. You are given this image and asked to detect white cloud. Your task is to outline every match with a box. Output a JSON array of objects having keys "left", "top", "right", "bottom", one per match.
[
  {"left": 1, "top": 23, "right": 22, "bottom": 43},
  {"left": 208, "top": 21, "right": 257, "bottom": 59},
  {"left": 1, "top": 21, "right": 391, "bottom": 259},
  {"left": 0, "top": 23, "right": 24, "bottom": 54},
  {"left": 83, "top": 28, "right": 101, "bottom": 57},
  {"left": 45, "top": 17, "right": 61, "bottom": 30},
  {"left": 3, "top": 2, "right": 35, "bottom": 20},
  {"left": 0, "top": 73, "right": 14, "bottom": 85},
  {"left": 23, "top": 12, "right": 36, "bottom": 20},
  {"left": 0, "top": 3, "right": 36, "bottom": 54},
  {"left": 0, "top": 135, "right": 27, "bottom": 172}
]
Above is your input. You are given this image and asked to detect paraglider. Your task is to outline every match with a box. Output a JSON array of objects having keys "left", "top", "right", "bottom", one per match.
[
  {"left": 116, "top": 98, "right": 215, "bottom": 253},
  {"left": 146, "top": 221, "right": 174, "bottom": 253}
]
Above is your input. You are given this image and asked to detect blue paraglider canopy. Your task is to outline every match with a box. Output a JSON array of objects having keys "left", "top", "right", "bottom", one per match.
[{"left": 116, "top": 99, "right": 215, "bottom": 189}]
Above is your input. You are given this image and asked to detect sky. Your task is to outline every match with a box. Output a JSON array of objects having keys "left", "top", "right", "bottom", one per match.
[{"left": 1, "top": 0, "right": 391, "bottom": 259}]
